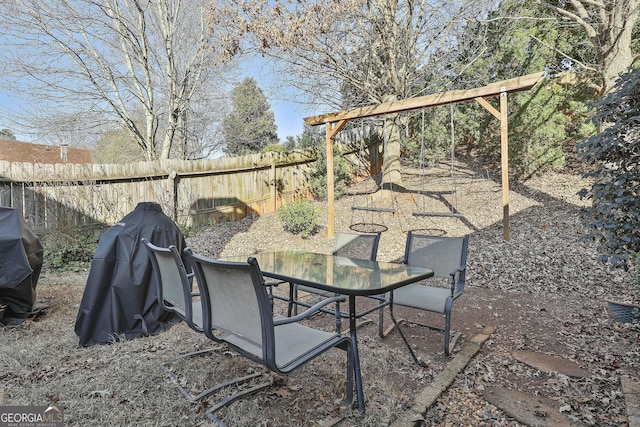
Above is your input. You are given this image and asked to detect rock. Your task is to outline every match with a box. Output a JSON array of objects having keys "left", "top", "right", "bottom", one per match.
[
  {"left": 483, "top": 386, "right": 571, "bottom": 427},
  {"left": 511, "top": 350, "right": 591, "bottom": 378}
]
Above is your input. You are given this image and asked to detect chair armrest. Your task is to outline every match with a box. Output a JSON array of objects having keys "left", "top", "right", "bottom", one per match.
[
  {"left": 274, "top": 295, "right": 346, "bottom": 325},
  {"left": 264, "top": 279, "right": 286, "bottom": 288},
  {"left": 448, "top": 265, "right": 465, "bottom": 277},
  {"left": 450, "top": 266, "right": 466, "bottom": 295},
  {"left": 186, "top": 271, "right": 196, "bottom": 291}
]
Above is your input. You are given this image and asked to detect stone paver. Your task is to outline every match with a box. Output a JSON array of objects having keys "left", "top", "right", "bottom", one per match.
[
  {"left": 622, "top": 375, "right": 640, "bottom": 427},
  {"left": 482, "top": 386, "right": 570, "bottom": 427},
  {"left": 511, "top": 350, "right": 591, "bottom": 378}
]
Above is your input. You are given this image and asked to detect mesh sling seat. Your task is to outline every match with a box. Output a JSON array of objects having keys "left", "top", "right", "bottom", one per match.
[
  {"left": 190, "top": 254, "right": 356, "bottom": 425},
  {"left": 385, "top": 232, "right": 469, "bottom": 360},
  {"left": 142, "top": 239, "right": 265, "bottom": 404},
  {"left": 142, "top": 239, "right": 201, "bottom": 333},
  {"left": 288, "top": 231, "right": 382, "bottom": 333}
]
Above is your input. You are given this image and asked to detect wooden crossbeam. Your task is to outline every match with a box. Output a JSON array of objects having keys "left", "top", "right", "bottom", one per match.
[{"left": 304, "top": 72, "right": 544, "bottom": 126}]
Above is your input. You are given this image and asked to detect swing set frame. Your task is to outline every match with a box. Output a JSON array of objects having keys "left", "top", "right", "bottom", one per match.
[{"left": 304, "top": 71, "right": 545, "bottom": 239}]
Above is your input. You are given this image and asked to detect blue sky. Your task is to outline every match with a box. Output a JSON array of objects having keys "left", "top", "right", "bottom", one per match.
[
  {"left": 239, "top": 57, "right": 309, "bottom": 142},
  {"left": 271, "top": 99, "right": 306, "bottom": 141},
  {"left": 0, "top": 53, "right": 310, "bottom": 144},
  {"left": 0, "top": 3, "right": 315, "bottom": 147},
  {"left": 0, "top": 92, "right": 27, "bottom": 140},
  {"left": 0, "top": 88, "right": 307, "bottom": 144}
]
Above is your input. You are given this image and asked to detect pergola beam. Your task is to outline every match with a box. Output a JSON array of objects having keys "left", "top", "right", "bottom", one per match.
[{"left": 305, "top": 72, "right": 544, "bottom": 126}]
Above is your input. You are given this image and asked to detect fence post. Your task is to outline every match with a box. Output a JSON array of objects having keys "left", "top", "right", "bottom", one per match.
[
  {"left": 271, "top": 162, "right": 277, "bottom": 213},
  {"left": 169, "top": 170, "right": 178, "bottom": 222}
]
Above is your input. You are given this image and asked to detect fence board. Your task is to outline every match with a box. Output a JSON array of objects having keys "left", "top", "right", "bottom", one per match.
[
  {"left": 0, "top": 144, "right": 377, "bottom": 240},
  {"left": 0, "top": 151, "right": 319, "bottom": 234}
]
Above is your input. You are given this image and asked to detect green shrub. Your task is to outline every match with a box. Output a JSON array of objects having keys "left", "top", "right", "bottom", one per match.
[
  {"left": 400, "top": 108, "right": 451, "bottom": 168},
  {"left": 458, "top": 80, "right": 594, "bottom": 180},
  {"left": 43, "top": 230, "right": 97, "bottom": 272},
  {"left": 578, "top": 67, "right": 640, "bottom": 269},
  {"left": 44, "top": 246, "right": 94, "bottom": 272},
  {"left": 277, "top": 199, "right": 319, "bottom": 238}
]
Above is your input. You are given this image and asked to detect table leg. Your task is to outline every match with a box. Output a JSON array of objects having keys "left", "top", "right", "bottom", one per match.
[
  {"left": 349, "top": 295, "right": 365, "bottom": 413},
  {"left": 287, "top": 282, "right": 294, "bottom": 317}
]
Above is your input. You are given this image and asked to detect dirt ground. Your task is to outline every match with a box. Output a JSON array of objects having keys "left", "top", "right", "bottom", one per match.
[
  {"left": 163, "top": 161, "right": 640, "bottom": 426},
  {"left": 3, "top": 162, "right": 639, "bottom": 426}
]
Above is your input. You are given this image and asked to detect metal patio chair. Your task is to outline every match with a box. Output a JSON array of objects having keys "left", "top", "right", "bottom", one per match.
[
  {"left": 385, "top": 232, "right": 470, "bottom": 360},
  {"left": 143, "top": 239, "right": 260, "bottom": 404},
  {"left": 190, "top": 254, "right": 355, "bottom": 426},
  {"left": 288, "top": 231, "right": 383, "bottom": 333},
  {"left": 142, "top": 238, "right": 201, "bottom": 333}
]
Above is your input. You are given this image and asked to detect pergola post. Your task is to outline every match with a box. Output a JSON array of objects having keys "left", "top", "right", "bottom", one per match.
[
  {"left": 325, "top": 120, "right": 349, "bottom": 237},
  {"left": 325, "top": 123, "right": 335, "bottom": 237},
  {"left": 500, "top": 87, "right": 510, "bottom": 240}
]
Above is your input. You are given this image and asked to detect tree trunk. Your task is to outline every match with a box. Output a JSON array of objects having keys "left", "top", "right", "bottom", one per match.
[
  {"left": 381, "top": 94, "right": 404, "bottom": 195},
  {"left": 542, "top": 0, "right": 639, "bottom": 94},
  {"left": 600, "top": 8, "right": 636, "bottom": 94}
]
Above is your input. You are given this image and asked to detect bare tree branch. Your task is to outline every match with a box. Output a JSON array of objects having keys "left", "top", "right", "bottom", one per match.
[
  {"left": 0, "top": 0, "right": 239, "bottom": 160},
  {"left": 537, "top": 0, "right": 639, "bottom": 94}
]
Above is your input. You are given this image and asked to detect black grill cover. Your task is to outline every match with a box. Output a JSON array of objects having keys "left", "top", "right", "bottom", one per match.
[
  {"left": 74, "top": 202, "right": 184, "bottom": 346},
  {"left": 0, "top": 207, "right": 44, "bottom": 325}
]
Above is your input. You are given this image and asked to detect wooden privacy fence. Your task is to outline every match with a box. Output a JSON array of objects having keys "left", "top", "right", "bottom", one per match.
[
  {"left": 0, "top": 145, "right": 378, "bottom": 239},
  {"left": 0, "top": 151, "right": 318, "bottom": 236}
]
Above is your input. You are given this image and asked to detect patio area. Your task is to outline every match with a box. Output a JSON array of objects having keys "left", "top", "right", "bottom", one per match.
[{"left": 2, "top": 164, "right": 638, "bottom": 426}]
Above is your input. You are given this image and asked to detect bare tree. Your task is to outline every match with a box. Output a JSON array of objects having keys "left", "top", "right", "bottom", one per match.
[
  {"left": 0, "top": 0, "right": 240, "bottom": 160},
  {"left": 179, "top": 91, "right": 229, "bottom": 160},
  {"left": 538, "top": 0, "right": 639, "bottom": 94},
  {"left": 218, "top": 0, "right": 491, "bottom": 187}
]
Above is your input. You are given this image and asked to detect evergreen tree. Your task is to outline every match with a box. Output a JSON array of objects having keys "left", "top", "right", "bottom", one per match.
[
  {"left": 294, "top": 124, "right": 324, "bottom": 150},
  {"left": 0, "top": 128, "right": 16, "bottom": 140},
  {"left": 222, "top": 78, "right": 278, "bottom": 156},
  {"left": 434, "top": 1, "right": 596, "bottom": 179}
]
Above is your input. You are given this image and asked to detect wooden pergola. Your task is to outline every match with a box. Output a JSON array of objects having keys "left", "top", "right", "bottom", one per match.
[{"left": 304, "top": 71, "right": 545, "bottom": 239}]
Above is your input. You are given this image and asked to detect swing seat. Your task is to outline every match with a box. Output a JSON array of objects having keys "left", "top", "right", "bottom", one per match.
[
  {"left": 352, "top": 206, "right": 396, "bottom": 214},
  {"left": 412, "top": 211, "right": 464, "bottom": 218}
]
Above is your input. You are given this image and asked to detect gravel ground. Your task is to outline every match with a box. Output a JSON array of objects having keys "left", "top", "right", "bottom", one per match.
[{"left": 184, "top": 162, "right": 640, "bottom": 426}]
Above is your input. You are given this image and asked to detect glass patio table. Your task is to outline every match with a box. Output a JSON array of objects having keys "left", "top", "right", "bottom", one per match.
[{"left": 222, "top": 250, "right": 434, "bottom": 414}]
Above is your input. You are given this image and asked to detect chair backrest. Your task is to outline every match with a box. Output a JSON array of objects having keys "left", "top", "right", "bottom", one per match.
[
  {"left": 403, "top": 232, "right": 469, "bottom": 290},
  {"left": 332, "top": 231, "right": 381, "bottom": 261},
  {"left": 141, "top": 238, "right": 195, "bottom": 327},
  {"left": 191, "top": 254, "right": 275, "bottom": 367}
]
